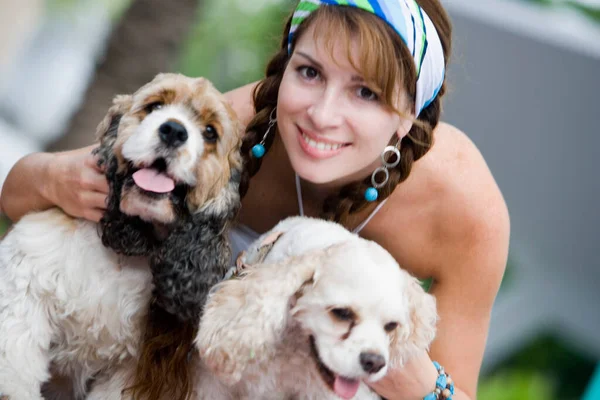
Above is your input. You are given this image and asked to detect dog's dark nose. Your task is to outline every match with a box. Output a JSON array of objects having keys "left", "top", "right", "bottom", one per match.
[
  {"left": 360, "top": 352, "right": 386, "bottom": 374},
  {"left": 159, "top": 121, "right": 188, "bottom": 147}
]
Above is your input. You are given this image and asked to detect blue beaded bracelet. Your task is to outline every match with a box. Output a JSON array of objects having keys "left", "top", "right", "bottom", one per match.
[{"left": 423, "top": 361, "right": 455, "bottom": 400}]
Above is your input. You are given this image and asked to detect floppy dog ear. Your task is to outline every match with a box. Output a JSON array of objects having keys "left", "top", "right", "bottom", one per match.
[
  {"left": 93, "top": 94, "right": 132, "bottom": 169},
  {"left": 150, "top": 215, "right": 234, "bottom": 322},
  {"left": 389, "top": 277, "right": 438, "bottom": 368},
  {"left": 94, "top": 94, "right": 158, "bottom": 257},
  {"left": 196, "top": 251, "right": 320, "bottom": 385}
]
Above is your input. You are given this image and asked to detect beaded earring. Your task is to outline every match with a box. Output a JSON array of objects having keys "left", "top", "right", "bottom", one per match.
[
  {"left": 365, "top": 143, "right": 401, "bottom": 202},
  {"left": 251, "top": 108, "right": 277, "bottom": 158}
]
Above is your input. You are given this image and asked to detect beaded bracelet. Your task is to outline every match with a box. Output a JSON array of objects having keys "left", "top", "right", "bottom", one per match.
[{"left": 423, "top": 361, "right": 455, "bottom": 400}]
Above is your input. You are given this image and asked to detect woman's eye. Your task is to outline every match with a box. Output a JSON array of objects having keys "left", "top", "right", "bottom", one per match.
[
  {"left": 357, "top": 86, "right": 378, "bottom": 101},
  {"left": 298, "top": 66, "right": 319, "bottom": 80}
]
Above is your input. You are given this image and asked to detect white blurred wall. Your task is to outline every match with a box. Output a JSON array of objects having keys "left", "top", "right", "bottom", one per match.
[
  {"left": 0, "top": 0, "right": 44, "bottom": 89},
  {"left": 0, "top": 0, "right": 111, "bottom": 194}
]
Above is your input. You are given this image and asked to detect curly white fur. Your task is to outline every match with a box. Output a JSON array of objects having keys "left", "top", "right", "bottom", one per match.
[
  {"left": 0, "top": 210, "right": 152, "bottom": 399},
  {"left": 193, "top": 217, "right": 438, "bottom": 399}
]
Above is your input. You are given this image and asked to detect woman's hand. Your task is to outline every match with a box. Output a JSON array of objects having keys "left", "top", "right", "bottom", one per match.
[
  {"left": 47, "top": 147, "right": 109, "bottom": 222},
  {"left": 368, "top": 351, "right": 439, "bottom": 400}
]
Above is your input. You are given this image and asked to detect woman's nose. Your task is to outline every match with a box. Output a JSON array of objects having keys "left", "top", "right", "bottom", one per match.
[{"left": 307, "top": 90, "right": 344, "bottom": 130}]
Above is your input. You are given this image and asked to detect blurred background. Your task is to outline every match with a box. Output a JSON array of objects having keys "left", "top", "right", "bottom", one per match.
[{"left": 0, "top": 0, "right": 599, "bottom": 398}]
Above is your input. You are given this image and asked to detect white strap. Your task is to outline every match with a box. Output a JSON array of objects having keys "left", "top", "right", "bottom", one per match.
[
  {"left": 352, "top": 198, "right": 388, "bottom": 234},
  {"left": 295, "top": 173, "right": 305, "bottom": 217}
]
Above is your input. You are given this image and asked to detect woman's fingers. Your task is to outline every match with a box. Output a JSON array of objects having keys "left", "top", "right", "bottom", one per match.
[
  {"left": 88, "top": 171, "right": 109, "bottom": 194},
  {"left": 88, "top": 191, "right": 108, "bottom": 210},
  {"left": 84, "top": 208, "right": 105, "bottom": 223}
]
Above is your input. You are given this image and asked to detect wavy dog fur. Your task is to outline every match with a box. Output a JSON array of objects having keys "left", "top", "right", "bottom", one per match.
[{"left": 0, "top": 73, "right": 243, "bottom": 400}]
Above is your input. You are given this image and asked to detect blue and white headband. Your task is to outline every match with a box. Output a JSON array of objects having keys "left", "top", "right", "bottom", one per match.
[{"left": 288, "top": 0, "right": 445, "bottom": 116}]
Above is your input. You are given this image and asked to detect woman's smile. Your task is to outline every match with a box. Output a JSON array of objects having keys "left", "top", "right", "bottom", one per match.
[{"left": 296, "top": 125, "right": 350, "bottom": 159}]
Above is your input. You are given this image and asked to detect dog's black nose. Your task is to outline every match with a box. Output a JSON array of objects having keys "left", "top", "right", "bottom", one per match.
[
  {"left": 360, "top": 352, "right": 386, "bottom": 374},
  {"left": 159, "top": 121, "right": 188, "bottom": 147}
]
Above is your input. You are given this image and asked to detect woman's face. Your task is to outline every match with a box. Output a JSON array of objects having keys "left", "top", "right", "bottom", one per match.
[{"left": 277, "top": 23, "right": 412, "bottom": 187}]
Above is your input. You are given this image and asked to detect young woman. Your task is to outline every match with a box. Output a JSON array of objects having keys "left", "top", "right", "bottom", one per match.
[{"left": 0, "top": 1, "right": 509, "bottom": 399}]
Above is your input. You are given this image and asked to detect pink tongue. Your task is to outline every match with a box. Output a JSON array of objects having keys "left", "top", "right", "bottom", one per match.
[
  {"left": 333, "top": 376, "right": 360, "bottom": 399},
  {"left": 132, "top": 168, "right": 175, "bottom": 193}
]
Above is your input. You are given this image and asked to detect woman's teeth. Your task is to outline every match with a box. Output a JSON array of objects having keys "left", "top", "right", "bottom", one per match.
[{"left": 301, "top": 132, "right": 344, "bottom": 151}]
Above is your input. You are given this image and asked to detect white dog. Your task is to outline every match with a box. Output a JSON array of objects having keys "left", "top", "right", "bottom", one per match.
[
  {"left": 198, "top": 217, "right": 438, "bottom": 399},
  {"left": 0, "top": 73, "right": 243, "bottom": 400},
  {"left": 87, "top": 217, "right": 438, "bottom": 400}
]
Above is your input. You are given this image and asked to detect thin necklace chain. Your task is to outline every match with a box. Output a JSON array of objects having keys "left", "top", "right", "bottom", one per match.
[{"left": 294, "top": 173, "right": 387, "bottom": 234}]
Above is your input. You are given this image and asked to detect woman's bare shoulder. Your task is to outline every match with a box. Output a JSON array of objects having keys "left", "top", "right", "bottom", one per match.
[
  {"left": 223, "top": 81, "right": 259, "bottom": 127},
  {"left": 427, "top": 122, "right": 509, "bottom": 234},
  {"left": 373, "top": 122, "right": 510, "bottom": 278}
]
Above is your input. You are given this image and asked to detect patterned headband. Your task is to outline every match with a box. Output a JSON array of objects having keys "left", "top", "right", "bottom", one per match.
[{"left": 288, "top": 0, "right": 445, "bottom": 116}]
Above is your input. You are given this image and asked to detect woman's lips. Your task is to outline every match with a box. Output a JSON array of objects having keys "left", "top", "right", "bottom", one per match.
[{"left": 296, "top": 126, "right": 349, "bottom": 159}]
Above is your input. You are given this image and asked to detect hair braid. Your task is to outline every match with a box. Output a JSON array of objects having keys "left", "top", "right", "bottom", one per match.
[
  {"left": 239, "top": 20, "right": 292, "bottom": 199},
  {"left": 321, "top": 96, "right": 440, "bottom": 223}
]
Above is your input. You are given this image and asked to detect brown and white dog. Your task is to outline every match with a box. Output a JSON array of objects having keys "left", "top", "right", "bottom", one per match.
[{"left": 0, "top": 73, "right": 244, "bottom": 400}]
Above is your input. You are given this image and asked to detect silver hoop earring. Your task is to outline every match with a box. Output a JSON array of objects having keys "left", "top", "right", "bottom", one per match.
[
  {"left": 251, "top": 108, "right": 277, "bottom": 158},
  {"left": 365, "top": 144, "right": 401, "bottom": 202}
]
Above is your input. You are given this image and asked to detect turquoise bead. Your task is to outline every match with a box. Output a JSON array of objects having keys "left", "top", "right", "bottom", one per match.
[
  {"left": 449, "top": 383, "right": 455, "bottom": 394},
  {"left": 365, "top": 187, "right": 378, "bottom": 202},
  {"left": 423, "top": 393, "right": 438, "bottom": 400},
  {"left": 436, "top": 374, "right": 447, "bottom": 389},
  {"left": 252, "top": 144, "right": 266, "bottom": 158},
  {"left": 433, "top": 361, "right": 441, "bottom": 370}
]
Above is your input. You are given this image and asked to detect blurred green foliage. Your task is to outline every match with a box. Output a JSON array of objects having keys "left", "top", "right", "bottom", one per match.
[
  {"left": 0, "top": 215, "right": 9, "bottom": 236},
  {"left": 566, "top": 2, "right": 600, "bottom": 22},
  {"left": 479, "top": 335, "right": 597, "bottom": 399},
  {"left": 46, "top": 0, "right": 132, "bottom": 20},
  {"left": 524, "top": 0, "right": 600, "bottom": 22},
  {"left": 478, "top": 369, "right": 556, "bottom": 400},
  {"left": 178, "top": 0, "right": 295, "bottom": 92}
]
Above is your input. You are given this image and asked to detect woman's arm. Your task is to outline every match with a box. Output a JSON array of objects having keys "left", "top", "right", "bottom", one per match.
[
  {"left": 369, "top": 124, "right": 510, "bottom": 400},
  {"left": 0, "top": 81, "right": 259, "bottom": 223},
  {"left": 0, "top": 146, "right": 108, "bottom": 222}
]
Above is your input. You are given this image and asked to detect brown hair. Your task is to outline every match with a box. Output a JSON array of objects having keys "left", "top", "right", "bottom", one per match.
[
  {"left": 240, "top": 0, "right": 452, "bottom": 223},
  {"left": 124, "top": 306, "right": 196, "bottom": 400}
]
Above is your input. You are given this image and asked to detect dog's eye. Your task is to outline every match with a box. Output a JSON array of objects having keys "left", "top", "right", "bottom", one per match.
[
  {"left": 203, "top": 125, "right": 218, "bottom": 143},
  {"left": 145, "top": 102, "right": 164, "bottom": 113},
  {"left": 330, "top": 308, "right": 355, "bottom": 322},
  {"left": 384, "top": 322, "right": 398, "bottom": 332}
]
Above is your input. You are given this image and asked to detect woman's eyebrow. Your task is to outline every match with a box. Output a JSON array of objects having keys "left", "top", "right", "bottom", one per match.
[
  {"left": 296, "top": 51, "right": 365, "bottom": 82},
  {"left": 296, "top": 51, "right": 323, "bottom": 69}
]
